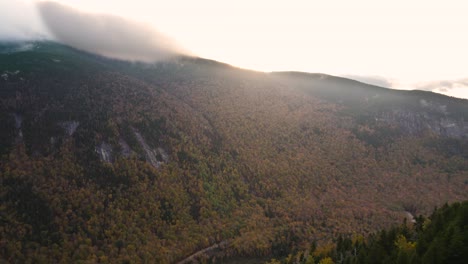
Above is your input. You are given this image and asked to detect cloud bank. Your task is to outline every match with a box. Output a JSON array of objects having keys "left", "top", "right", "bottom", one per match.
[
  {"left": 0, "top": 0, "right": 49, "bottom": 41},
  {"left": 37, "top": 1, "right": 188, "bottom": 62}
]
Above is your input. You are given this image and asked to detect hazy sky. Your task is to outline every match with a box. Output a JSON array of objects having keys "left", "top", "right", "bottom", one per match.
[{"left": 1, "top": 0, "right": 467, "bottom": 99}]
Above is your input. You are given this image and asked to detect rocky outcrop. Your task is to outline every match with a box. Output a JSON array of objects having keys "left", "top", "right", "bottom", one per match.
[
  {"left": 13, "top": 113, "right": 23, "bottom": 141},
  {"left": 133, "top": 129, "right": 168, "bottom": 168},
  {"left": 95, "top": 142, "right": 113, "bottom": 163},
  {"left": 376, "top": 110, "right": 467, "bottom": 138},
  {"left": 95, "top": 133, "right": 168, "bottom": 166},
  {"left": 59, "top": 121, "right": 79, "bottom": 136},
  {"left": 119, "top": 138, "right": 133, "bottom": 157}
]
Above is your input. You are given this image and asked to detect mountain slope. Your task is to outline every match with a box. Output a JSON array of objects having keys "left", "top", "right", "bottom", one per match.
[
  {"left": 0, "top": 42, "right": 467, "bottom": 263},
  {"left": 266, "top": 201, "right": 468, "bottom": 264}
]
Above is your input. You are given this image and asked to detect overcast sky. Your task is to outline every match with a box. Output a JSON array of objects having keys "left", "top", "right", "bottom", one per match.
[{"left": 1, "top": 0, "right": 467, "bottom": 99}]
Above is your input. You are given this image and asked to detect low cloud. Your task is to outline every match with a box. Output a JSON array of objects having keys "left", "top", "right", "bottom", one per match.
[
  {"left": 415, "top": 78, "right": 468, "bottom": 93},
  {"left": 342, "top": 75, "right": 394, "bottom": 88},
  {"left": 0, "top": 0, "right": 49, "bottom": 41},
  {"left": 37, "top": 1, "right": 189, "bottom": 62}
]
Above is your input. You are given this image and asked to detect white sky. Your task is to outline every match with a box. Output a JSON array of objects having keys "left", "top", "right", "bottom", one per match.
[{"left": 4, "top": 0, "right": 468, "bottom": 99}]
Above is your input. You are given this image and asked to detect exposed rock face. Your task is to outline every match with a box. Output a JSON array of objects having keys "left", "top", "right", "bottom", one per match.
[
  {"left": 119, "top": 138, "right": 133, "bottom": 157},
  {"left": 133, "top": 129, "right": 168, "bottom": 168},
  {"left": 156, "top": 147, "right": 169, "bottom": 163},
  {"left": 95, "top": 142, "right": 113, "bottom": 163},
  {"left": 13, "top": 113, "right": 23, "bottom": 139},
  {"left": 1, "top": 70, "right": 20, "bottom": 81},
  {"left": 377, "top": 110, "right": 467, "bottom": 138},
  {"left": 59, "top": 121, "right": 80, "bottom": 136},
  {"left": 95, "top": 134, "right": 168, "bottom": 166},
  {"left": 13, "top": 113, "right": 22, "bottom": 129}
]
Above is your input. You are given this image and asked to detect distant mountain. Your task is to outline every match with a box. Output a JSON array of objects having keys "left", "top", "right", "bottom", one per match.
[
  {"left": 272, "top": 72, "right": 468, "bottom": 138},
  {"left": 1, "top": 41, "right": 467, "bottom": 263}
]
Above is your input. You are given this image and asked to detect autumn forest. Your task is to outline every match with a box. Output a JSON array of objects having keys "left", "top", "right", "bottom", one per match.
[{"left": 0, "top": 42, "right": 467, "bottom": 263}]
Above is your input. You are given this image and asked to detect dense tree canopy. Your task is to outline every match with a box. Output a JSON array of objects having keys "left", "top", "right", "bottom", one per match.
[
  {"left": 0, "top": 42, "right": 467, "bottom": 263},
  {"left": 267, "top": 201, "right": 468, "bottom": 264}
]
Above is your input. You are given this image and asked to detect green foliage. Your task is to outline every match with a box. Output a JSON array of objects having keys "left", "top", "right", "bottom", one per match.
[{"left": 274, "top": 202, "right": 468, "bottom": 264}]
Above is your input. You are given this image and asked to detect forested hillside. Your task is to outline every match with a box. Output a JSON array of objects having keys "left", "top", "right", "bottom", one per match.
[
  {"left": 1, "top": 42, "right": 467, "bottom": 263},
  {"left": 266, "top": 201, "right": 468, "bottom": 264}
]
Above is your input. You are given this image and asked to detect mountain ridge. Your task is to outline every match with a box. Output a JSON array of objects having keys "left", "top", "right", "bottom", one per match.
[{"left": 0, "top": 41, "right": 467, "bottom": 263}]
